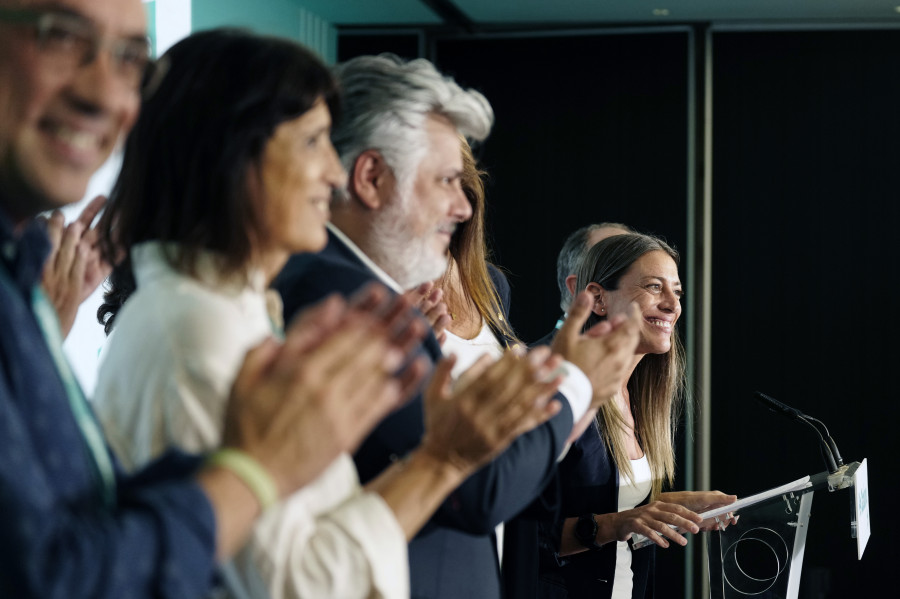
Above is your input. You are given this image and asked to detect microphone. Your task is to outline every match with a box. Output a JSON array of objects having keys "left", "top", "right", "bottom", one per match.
[
  {"left": 752, "top": 391, "right": 844, "bottom": 467},
  {"left": 801, "top": 414, "right": 844, "bottom": 468},
  {"left": 753, "top": 391, "right": 840, "bottom": 474}
]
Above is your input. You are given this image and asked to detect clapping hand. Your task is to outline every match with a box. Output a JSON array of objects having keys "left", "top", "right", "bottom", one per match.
[
  {"left": 402, "top": 281, "right": 451, "bottom": 345},
  {"left": 40, "top": 196, "right": 112, "bottom": 337},
  {"left": 419, "top": 345, "right": 564, "bottom": 475},
  {"left": 551, "top": 291, "right": 641, "bottom": 442},
  {"left": 223, "top": 283, "right": 428, "bottom": 497}
]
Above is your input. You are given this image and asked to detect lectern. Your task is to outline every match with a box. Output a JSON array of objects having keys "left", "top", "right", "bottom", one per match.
[{"left": 706, "top": 459, "right": 869, "bottom": 598}]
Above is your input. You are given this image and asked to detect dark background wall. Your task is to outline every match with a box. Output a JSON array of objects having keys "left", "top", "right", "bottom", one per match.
[
  {"left": 340, "top": 25, "right": 897, "bottom": 597},
  {"left": 710, "top": 29, "right": 900, "bottom": 598},
  {"left": 433, "top": 32, "right": 690, "bottom": 344}
]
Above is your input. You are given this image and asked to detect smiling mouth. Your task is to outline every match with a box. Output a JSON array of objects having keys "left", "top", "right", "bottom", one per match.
[
  {"left": 43, "top": 121, "right": 104, "bottom": 160},
  {"left": 646, "top": 318, "right": 673, "bottom": 332}
]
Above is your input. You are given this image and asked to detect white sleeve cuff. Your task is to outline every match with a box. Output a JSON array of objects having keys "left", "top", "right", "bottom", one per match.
[
  {"left": 322, "top": 491, "right": 409, "bottom": 599},
  {"left": 556, "top": 360, "right": 592, "bottom": 425},
  {"left": 242, "top": 457, "right": 409, "bottom": 599}
]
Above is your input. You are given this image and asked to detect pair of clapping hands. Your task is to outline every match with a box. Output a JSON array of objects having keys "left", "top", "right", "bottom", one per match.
[
  {"left": 406, "top": 280, "right": 646, "bottom": 440},
  {"left": 229, "top": 272, "right": 645, "bottom": 508},
  {"left": 40, "top": 196, "right": 111, "bottom": 338},
  {"left": 224, "top": 282, "right": 567, "bottom": 502}
]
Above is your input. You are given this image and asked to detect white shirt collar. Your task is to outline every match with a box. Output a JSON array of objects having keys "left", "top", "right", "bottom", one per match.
[
  {"left": 131, "top": 241, "right": 267, "bottom": 294},
  {"left": 327, "top": 222, "right": 404, "bottom": 294},
  {"left": 130, "top": 241, "right": 285, "bottom": 330}
]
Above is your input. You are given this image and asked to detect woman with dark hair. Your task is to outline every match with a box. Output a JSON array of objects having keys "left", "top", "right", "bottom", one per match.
[
  {"left": 540, "top": 233, "right": 736, "bottom": 599},
  {"left": 97, "top": 260, "right": 134, "bottom": 335},
  {"left": 93, "top": 29, "right": 409, "bottom": 599},
  {"left": 93, "top": 29, "right": 565, "bottom": 599}
]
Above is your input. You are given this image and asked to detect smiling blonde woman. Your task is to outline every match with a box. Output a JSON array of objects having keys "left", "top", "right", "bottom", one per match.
[{"left": 541, "top": 233, "right": 737, "bottom": 599}]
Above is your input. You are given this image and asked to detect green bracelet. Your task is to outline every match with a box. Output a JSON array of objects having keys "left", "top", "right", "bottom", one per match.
[{"left": 207, "top": 449, "right": 278, "bottom": 511}]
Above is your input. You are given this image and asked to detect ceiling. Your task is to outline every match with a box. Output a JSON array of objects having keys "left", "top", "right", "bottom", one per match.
[{"left": 296, "top": 0, "right": 900, "bottom": 27}]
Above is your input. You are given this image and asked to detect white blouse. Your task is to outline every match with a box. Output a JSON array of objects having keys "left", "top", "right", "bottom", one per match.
[
  {"left": 94, "top": 242, "right": 409, "bottom": 599},
  {"left": 611, "top": 455, "right": 652, "bottom": 599}
]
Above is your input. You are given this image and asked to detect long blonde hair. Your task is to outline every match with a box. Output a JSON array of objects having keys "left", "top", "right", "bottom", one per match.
[
  {"left": 575, "top": 234, "right": 685, "bottom": 500},
  {"left": 443, "top": 137, "right": 518, "bottom": 342}
]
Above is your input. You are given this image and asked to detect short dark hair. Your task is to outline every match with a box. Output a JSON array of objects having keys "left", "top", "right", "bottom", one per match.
[{"left": 101, "top": 28, "right": 339, "bottom": 279}]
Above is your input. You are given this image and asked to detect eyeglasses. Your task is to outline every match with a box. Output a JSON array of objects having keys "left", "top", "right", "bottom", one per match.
[{"left": 0, "top": 7, "right": 153, "bottom": 92}]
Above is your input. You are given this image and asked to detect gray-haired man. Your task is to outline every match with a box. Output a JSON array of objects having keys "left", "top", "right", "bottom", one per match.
[{"left": 276, "top": 55, "right": 639, "bottom": 599}]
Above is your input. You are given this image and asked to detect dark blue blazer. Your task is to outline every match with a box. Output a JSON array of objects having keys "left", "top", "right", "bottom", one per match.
[
  {"left": 520, "top": 330, "right": 656, "bottom": 599},
  {"left": 538, "top": 419, "right": 655, "bottom": 599},
  {"left": 274, "top": 232, "right": 575, "bottom": 599}
]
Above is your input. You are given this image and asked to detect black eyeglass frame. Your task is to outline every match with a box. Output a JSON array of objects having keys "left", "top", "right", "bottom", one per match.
[{"left": 0, "top": 6, "right": 157, "bottom": 94}]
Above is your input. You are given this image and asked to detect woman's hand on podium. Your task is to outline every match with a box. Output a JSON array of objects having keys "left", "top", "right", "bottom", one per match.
[
  {"left": 604, "top": 500, "right": 702, "bottom": 548},
  {"left": 659, "top": 490, "right": 738, "bottom": 531}
]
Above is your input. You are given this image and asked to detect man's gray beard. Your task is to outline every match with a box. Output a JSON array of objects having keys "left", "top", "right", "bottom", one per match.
[{"left": 367, "top": 196, "right": 448, "bottom": 290}]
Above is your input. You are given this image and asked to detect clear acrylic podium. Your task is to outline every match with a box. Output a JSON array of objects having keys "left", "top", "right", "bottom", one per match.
[{"left": 706, "top": 460, "right": 867, "bottom": 598}]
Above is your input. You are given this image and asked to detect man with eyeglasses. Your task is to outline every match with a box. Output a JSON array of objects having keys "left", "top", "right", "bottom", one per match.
[
  {"left": 0, "top": 2, "right": 449, "bottom": 597},
  {"left": 0, "top": 1, "right": 147, "bottom": 213}
]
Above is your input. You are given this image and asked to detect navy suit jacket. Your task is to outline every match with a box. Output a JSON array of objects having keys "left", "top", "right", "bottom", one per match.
[{"left": 274, "top": 231, "right": 575, "bottom": 599}]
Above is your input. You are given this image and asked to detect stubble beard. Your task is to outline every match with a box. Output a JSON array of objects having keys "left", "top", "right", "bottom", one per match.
[{"left": 367, "top": 191, "right": 448, "bottom": 290}]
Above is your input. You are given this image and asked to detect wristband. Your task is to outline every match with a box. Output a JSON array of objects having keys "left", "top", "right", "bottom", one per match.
[{"left": 207, "top": 449, "right": 278, "bottom": 511}]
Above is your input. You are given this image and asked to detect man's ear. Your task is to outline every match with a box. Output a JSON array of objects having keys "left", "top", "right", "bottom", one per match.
[
  {"left": 349, "top": 149, "right": 394, "bottom": 210},
  {"left": 565, "top": 274, "right": 578, "bottom": 298},
  {"left": 584, "top": 282, "right": 607, "bottom": 316}
]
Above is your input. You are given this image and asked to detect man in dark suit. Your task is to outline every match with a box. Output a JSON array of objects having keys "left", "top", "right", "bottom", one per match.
[{"left": 275, "top": 55, "right": 640, "bottom": 599}]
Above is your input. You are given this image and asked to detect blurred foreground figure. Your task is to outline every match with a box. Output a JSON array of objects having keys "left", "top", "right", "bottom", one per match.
[{"left": 0, "top": 2, "right": 469, "bottom": 597}]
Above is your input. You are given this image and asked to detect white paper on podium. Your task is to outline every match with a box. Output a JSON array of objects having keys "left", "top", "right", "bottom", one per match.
[
  {"left": 630, "top": 475, "right": 813, "bottom": 549},
  {"left": 697, "top": 474, "right": 812, "bottom": 521},
  {"left": 853, "top": 458, "right": 870, "bottom": 559}
]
